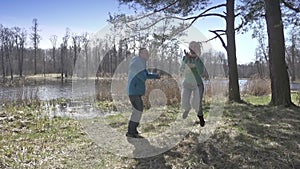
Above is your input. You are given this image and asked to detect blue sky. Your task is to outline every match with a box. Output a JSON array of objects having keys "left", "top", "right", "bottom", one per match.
[{"left": 0, "top": 0, "right": 257, "bottom": 64}]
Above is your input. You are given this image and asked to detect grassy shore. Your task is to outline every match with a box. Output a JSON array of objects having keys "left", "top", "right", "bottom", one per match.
[{"left": 1, "top": 97, "right": 300, "bottom": 168}]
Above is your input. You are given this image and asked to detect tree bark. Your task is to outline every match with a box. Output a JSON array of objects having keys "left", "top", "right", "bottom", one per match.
[
  {"left": 52, "top": 47, "right": 56, "bottom": 72},
  {"left": 264, "top": 0, "right": 293, "bottom": 106},
  {"left": 34, "top": 47, "right": 37, "bottom": 75},
  {"left": 1, "top": 46, "right": 5, "bottom": 78},
  {"left": 290, "top": 34, "right": 296, "bottom": 82},
  {"left": 226, "top": 0, "right": 242, "bottom": 102},
  {"left": 20, "top": 43, "right": 24, "bottom": 77},
  {"left": 61, "top": 46, "right": 64, "bottom": 80}
]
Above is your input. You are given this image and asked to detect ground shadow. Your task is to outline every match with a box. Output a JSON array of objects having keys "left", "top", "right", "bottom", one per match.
[
  {"left": 156, "top": 104, "right": 300, "bottom": 168},
  {"left": 126, "top": 137, "right": 172, "bottom": 169}
]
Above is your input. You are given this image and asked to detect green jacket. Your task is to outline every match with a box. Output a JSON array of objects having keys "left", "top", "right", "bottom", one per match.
[{"left": 180, "top": 56, "right": 205, "bottom": 86}]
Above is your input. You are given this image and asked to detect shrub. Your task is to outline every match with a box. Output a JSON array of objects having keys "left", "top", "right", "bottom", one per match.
[
  {"left": 243, "top": 75, "right": 271, "bottom": 96},
  {"left": 144, "top": 77, "right": 181, "bottom": 108}
]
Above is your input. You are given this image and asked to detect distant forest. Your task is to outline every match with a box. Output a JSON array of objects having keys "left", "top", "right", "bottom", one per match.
[{"left": 0, "top": 18, "right": 299, "bottom": 81}]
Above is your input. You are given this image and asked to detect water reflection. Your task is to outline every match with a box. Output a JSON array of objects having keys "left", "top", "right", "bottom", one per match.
[
  {"left": 0, "top": 79, "right": 106, "bottom": 103},
  {"left": 0, "top": 78, "right": 299, "bottom": 119},
  {"left": 0, "top": 80, "right": 72, "bottom": 103},
  {"left": 43, "top": 100, "right": 109, "bottom": 119},
  {"left": 1, "top": 79, "right": 299, "bottom": 103}
]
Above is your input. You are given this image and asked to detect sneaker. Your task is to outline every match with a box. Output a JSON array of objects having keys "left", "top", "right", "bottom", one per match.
[
  {"left": 182, "top": 110, "right": 189, "bottom": 119},
  {"left": 126, "top": 132, "right": 144, "bottom": 138},
  {"left": 198, "top": 115, "right": 205, "bottom": 127}
]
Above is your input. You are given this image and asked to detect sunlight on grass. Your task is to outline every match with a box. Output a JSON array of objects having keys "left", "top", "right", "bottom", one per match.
[
  {"left": 243, "top": 92, "right": 299, "bottom": 106},
  {"left": 242, "top": 95, "right": 271, "bottom": 105},
  {"left": 291, "top": 91, "right": 300, "bottom": 106}
]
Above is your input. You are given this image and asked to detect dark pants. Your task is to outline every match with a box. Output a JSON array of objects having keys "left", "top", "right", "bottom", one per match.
[
  {"left": 197, "top": 83, "right": 204, "bottom": 116},
  {"left": 128, "top": 95, "right": 143, "bottom": 134}
]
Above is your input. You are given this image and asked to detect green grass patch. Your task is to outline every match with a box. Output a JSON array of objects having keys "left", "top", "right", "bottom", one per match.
[
  {"left": 242, "top": 94, "right": 271, "bottom": 105},
  {"left": 243, "top": 92, "right": 300, "bottom": 106},
  {"left": 291, "top": 91, "right": 300, "bottom": 106},
  {"left": 0, "top": 103, "right": 106, "bottom": 168}
]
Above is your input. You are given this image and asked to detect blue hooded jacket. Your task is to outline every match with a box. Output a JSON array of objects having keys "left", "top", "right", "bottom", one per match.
[{"left": 127, "top": 56, "right": 159, "bottom": 96}]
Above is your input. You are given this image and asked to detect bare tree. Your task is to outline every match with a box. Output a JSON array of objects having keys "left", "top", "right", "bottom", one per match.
[
  {"left": 3, "top": 28, "right": 14, "bottom": 80},
  {"left": 82, "top": 32, "right": 89, "bottom": 77},
  {"left": 12, "top": 27, "right": 26, "bottom": 77},
  {"left": 13, "top": 27, "right": 21, "bottom": 77},
  {"left": 50, "top": 35, "right": 57, "bottom": 72},
  {"left": 30, "top": 18, "right": 40, "bottom": 75},
  {"left": 0, "top": 24, "right": 5, "bottom": 79},
  {"left": 19, "top": 29, "right": 26, "bottom": 77},
  {"left": 71, "top": 34, "right": 81, "bottom": 67},
  {"left": 61, "top": 28, "right": 70, "bottom": 80},
  {"left": 285, "top": 27, "right": 300, "bottom": 82},
  {"left": 253, "top": 19, "right": 269, "bottom": 78}
]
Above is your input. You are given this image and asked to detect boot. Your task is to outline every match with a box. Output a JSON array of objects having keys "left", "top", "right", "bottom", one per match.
[
  {"left": 126, "top": 121, "right": 143, "bottom": 138},
  {"left": 198, "top": 115, "right": 205, "bottom": 127},
  {"left": 182, "top": 110, "right": 189, "bottom": 119}
]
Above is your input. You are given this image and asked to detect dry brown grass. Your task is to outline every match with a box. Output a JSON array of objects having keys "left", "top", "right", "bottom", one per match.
[
  {"left": 243, "top": 76, "right": 271, "bottom": 96},
  {"left": 144, "top": 77, "right": 181, "bottom": 108},
  {"left": 95, "top": 76, "right": 228, "bottom": 109}
]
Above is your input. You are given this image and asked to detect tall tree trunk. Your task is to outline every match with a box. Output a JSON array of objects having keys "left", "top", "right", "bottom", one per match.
[
  {"left": 52, "top": 47, "right": 56, "bottom": 72},
  {"left": 34, "top": 48, "right": 37, "bottom": 75},
  {"left": 61, "top": 47, "right": 64, "bottom": 80},
  {"left": 20, "top": 44, "right": 24, "bottom": 77},
  {"left": 6, "top": 48, "right": 13, "bottom": 80},
  {"left": 64, "top": 47, "right": 68, "bottom": 78},
  {"left": 290, "top": 34, "right": 296, "bottom": 82},
  {"left": 43, "top": 50, "right": 46, "bottom": 77},
  {"left": 226, "top": 0, "right": 242, "bottom": 102},
  {"left": 1, "top": 47, "right": 5, "bottom": 78},
  {"left": 73, "top": 45, "right": 77, "bottom": 67},
  {"left": 264, "top": 0, "right": 293, "bottom": 106},
  {"left": 86, "top": 49, "right": 88, "bottom": 78}
]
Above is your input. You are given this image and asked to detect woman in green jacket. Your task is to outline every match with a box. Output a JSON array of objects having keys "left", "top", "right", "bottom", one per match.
[{"left": 180, "top": 41, "right": 208, "bottom": 127}]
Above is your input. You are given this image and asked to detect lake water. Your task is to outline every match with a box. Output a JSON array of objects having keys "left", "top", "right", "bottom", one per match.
[
  {"left": 0, "top": 79, "right": 113, "bottom": 118},
  {"left": 0, "top": 78, "right": 299, "bottom": 119},
  {"left": 0, "top": 79, "right": 111, "bottom": 103},
  {"left": 291, "top": 83, "right": 300, "bottom": 91},
  {"left": 0, "top": 79, "right": 299, "bottom": 103}
]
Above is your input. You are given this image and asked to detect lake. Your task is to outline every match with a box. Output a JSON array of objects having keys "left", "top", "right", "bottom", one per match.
[
  {"left": 0, "top": 79, "right": 299, "bottom": 103},
  {"left": 0, "top": 78, "right": 298, "bottom": 119}
]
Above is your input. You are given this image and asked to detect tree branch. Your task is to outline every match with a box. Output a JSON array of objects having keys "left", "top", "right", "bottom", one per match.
[
  {"left": 122, "top": 3, "right": 226, "bottom": 28},
  {"left": 203, "top": 32, "right": 226, "bottom": 43},
  {"left": 209, "top": 30, "right": 227, "bottom": 50},
  {"left": 235, "top": 19, "right": 245, "bottom": 33},
  {"left": 184, "top": 4, "right": 227, "bottom": 20},
  {"left": 124, "top": 11, "right": 226, "bottom": 33},
  {"left": 119, "top": 1, "right": 180, "bottom": 23},
  {"left": 115, "top": 3, "right": 228, "bottom": 43},
  {"left": 153, "top": 0, "right": 180, "bottom": 13},
  {"left": 281, "top": 0, "right": 300, "bottom": 13}
]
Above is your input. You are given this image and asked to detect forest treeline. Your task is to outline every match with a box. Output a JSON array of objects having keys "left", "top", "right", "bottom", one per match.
[
  {"left": 0, "top": 20, "right": 299, "bottom": 81},
  {"left": 1, "top": 0, "right": 300, "bottom": 106}
]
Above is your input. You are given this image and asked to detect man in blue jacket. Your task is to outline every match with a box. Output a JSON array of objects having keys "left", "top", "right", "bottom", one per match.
[{"left": 126, "top": 48, "right": 160, "bottom": 138}]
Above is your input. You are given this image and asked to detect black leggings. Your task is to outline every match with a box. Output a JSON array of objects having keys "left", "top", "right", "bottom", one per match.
[{"left": 129, "top": 95, "right": 143, "bottom": 123}]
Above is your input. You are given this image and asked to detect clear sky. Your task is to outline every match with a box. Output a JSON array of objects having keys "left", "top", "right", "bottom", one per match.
[{"left": 0, "top": 0, "right": 258, "bottom": 64}]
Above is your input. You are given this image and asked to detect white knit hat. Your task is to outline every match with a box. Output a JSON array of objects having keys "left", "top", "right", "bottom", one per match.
[{"left": 189, "top": 41, "right": 201, "bottom": 57}]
